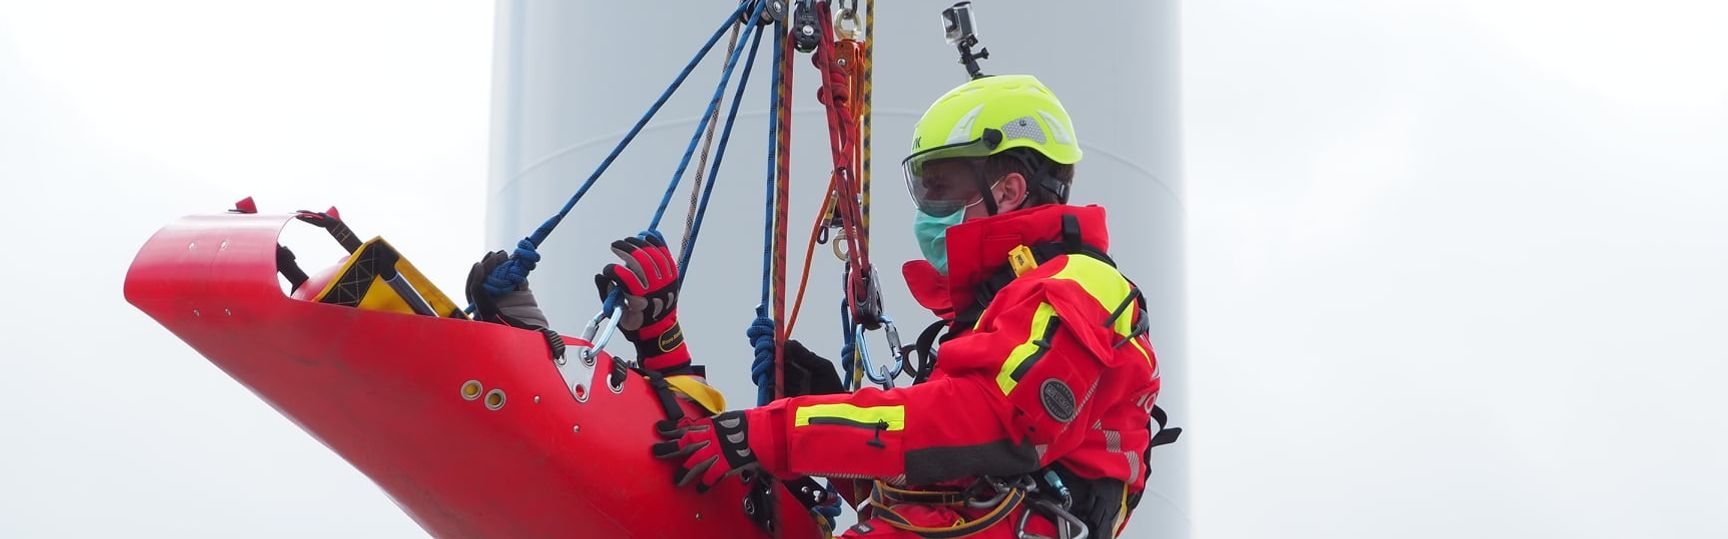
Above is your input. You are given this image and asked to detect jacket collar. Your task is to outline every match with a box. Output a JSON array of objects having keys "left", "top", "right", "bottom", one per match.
[{"left": 903, "top": 204, "right": 1112, "bottom": 318}]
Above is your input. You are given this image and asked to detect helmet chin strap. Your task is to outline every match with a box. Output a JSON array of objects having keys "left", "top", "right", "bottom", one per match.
[
  {"left": 974, "top": 128, "right": 1006, "bottom": 216},
  {"left": 1007, "top": 150, "right": 1069, "bottom": 205},
  {"left": 974, "top": 173, "right": 1002, "bottom": 216}
]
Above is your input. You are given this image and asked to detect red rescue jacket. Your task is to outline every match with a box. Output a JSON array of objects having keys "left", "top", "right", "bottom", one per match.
[{"left": 745, "top": 204, "right": 1162, "bottom": 504}]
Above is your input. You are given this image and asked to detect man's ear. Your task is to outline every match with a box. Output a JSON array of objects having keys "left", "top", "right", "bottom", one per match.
[{"left": 997, "top": 172, "right": 1029, "bottom": 212}]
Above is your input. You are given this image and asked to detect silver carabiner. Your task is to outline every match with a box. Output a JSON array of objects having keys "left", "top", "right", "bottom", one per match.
[
  {"left": 882, "top": 316, "right": 905, "bottom": 369},
  {"left": 849, "top": 324, "right": 893, "bottom": 389},
  {"left": 1015, "top": 499, "right": 1089, "bottom": 539},
  {"left": 556, "top": 303, "right": 623, "bottom": 404},
  {"left": 855, "top": 316, "right": 907, "bottom": 389},
  {"left": 578, "top": 304, "right": 624, "bottom": 366}
]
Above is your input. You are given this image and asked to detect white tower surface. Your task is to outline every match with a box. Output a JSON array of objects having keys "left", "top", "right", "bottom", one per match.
[{"left": 487, "top": 1, "right": 1186, "bottom": 537}]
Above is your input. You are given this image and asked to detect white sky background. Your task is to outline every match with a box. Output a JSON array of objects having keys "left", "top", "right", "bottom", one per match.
[
  {"left": 1, "top": 1, "right": 1725, "bottom": 538},
  {"left": 1186, "top": 1, "right": 1728, "bottom": 537}
]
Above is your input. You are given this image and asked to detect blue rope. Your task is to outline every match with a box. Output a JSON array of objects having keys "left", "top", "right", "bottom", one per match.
[
  {"left": 679, "top": 18, "right": 766, "bottom": 275},
  {"left": 749, "top": 18, "right": 786, "bottom": 406},
  {"left": 480, "top": 3, "right": 752, "bottom": 300},
  {"left": 748, "top": 305, "right": 777, "bottom": 406},
  {"left": 522, "top": 0, "right": 751, "bottom": 250},
  {"left": 814, "top": 482, "right": 844, "bottom": 528},
  {"left": 482, "top": 238, "right": 542, "bottom": 297},
  {"left": 839, "top": 299, "right": 856, "bottom": 388},
  {"left": 647, "top": 0, "right": 768, "bottom": 233},
  {"left": 760, "top": 17, "right": 783, "bottom": 308}
]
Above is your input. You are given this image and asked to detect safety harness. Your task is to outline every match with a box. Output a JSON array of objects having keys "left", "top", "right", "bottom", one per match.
[
  {"left": 863, "top": 479, "right": 1030, "bottom": 539},
  {"left": 891, "top": 212, "right": 1183, "bottom": 538}
]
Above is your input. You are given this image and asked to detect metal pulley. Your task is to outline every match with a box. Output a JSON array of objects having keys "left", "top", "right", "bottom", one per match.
[
  {"left": 791, "top": 0, "right": 821, "bottom": 52},
  {"left": 845, "top": 262, "right": 884, "bottom": 330}
]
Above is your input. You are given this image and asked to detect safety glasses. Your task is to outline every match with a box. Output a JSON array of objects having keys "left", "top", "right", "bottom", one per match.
[{"left": 901, "top": 137, "right": 999, "bottom": 217}]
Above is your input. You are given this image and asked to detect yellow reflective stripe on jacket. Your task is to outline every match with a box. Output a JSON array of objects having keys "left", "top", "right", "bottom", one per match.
[
  {"left": 1050, "top": 255, "right": 1153, "bottom": 364},
  {"left": 794, "top": 403, "right": 906, "bottom": 431},
  {"left": 1050, "top": 256, "right": 1133, "bottom": 333},
  {"left": 996, "top": 302, "right": 1059, "bottom": 395}
]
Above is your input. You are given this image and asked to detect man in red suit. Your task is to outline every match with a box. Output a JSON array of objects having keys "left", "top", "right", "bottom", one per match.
[{"left": 603, "top": 74, "right": 1176, "bottom": 538}]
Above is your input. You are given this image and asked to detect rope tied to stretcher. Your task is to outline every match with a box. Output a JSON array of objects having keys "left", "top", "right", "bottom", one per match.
[
  {"left": 482, "top": 1, "right": 771, "bottom": 362},
  {"left": 481, "top": 0, "right": 762, "bottom": 303}
]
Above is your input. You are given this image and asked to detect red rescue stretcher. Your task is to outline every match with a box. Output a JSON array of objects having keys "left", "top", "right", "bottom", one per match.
[{"left": 124, "top": 210, "right": 824, "bottom": 538}]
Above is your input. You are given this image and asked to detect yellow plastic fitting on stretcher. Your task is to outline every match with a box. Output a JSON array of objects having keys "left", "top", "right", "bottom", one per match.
[{"left": 303, "top": 237, "right": 465, "bottom": 319}]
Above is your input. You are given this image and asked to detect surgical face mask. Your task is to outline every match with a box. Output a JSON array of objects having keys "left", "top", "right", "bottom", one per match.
[{"left": 914, "top": 209, "right": 965, "bottom": 275}]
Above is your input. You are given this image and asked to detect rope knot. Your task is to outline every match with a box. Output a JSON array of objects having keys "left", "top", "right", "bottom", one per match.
[
  {"left": 483, "top": 238, "right": 542, "bottom": 297},
  {"left": 747, "top": 305, "right": 778, "bottom": 404}
]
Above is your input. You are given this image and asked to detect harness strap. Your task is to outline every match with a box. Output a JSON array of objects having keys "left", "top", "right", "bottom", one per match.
[
  {"left": 868, "top": 483, "right": 1027, "bottom": 539},
  {"left": 276, "top": 245, "right": 310, "bottom": 294},
  {"left": 642, "top": 369, "right": 688, "bottom": 435},
  {"left": 871, "top": 481, "right": 971, "bottom": 506},
  {"left": 950, "top": 239, "right": 1113, "bottom": 335},
  {"left": 909, "top": 319, "right": 946, "bottom": 384},
  {"left": 1127, "top": 404, "right": 1183, "bottom": 514},
  {"left": 1149, "top": 404, "right": 1182, "bottom": 448},
  {"left": 295, "top": 209, "right": 363, "bottom": 253}
]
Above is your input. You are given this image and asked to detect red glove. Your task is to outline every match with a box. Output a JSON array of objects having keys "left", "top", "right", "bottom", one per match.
[
  {"left": 651, "top": 411, "right": 761, "bottom": 492},
  {"left": 595, "top": 234, "right": 690, "bottom": 374}
]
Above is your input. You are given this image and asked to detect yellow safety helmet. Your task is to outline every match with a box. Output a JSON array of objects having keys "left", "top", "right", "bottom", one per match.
[{"left": 902, "top": 74, "right": 1080, "bottom": 216}]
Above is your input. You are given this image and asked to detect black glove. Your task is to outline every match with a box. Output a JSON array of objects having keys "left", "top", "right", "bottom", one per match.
[
  {"left": 1062, "top": 468, "right": 1128, "bottom": 537},
  {"left": 782, "top": 340, "right": 845, "bottom": 397},
  {"left": 467, "top": 250, "right": 550, "bottom": 330},
  {"left": 467, "top": 250, "right": 566, "bottom": 359}
]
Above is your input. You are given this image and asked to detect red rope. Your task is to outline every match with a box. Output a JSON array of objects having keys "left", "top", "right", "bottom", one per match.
[
  {"left": 811, "top": 3, "right": 875, "bottom": 325},
  {"left": 772, "top": 27, "right": 796, "bottom": 402}
]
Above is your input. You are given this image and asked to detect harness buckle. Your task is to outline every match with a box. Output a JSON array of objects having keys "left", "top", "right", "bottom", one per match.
[{"left": 1008, "top": 244, "right": 1040, "bottom": 276}]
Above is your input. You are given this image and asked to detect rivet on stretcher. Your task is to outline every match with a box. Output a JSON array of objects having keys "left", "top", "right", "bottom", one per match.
[
  {"left": 219, "top": 240, "right": 229, "bottom": 251},
  {"left": 460, "top": 380, "right": 483, "bottom": 401},
  {"left": 484, "top": 389, "right": 507, "bottom": 410},
  {"left": 571, "top": 424, "right": 580, "bottom": 433}
]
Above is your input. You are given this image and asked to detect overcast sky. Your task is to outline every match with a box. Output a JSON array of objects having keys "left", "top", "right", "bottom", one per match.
[{"left": 3, "top": 1, "right": 1726, "bottom": 538}]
